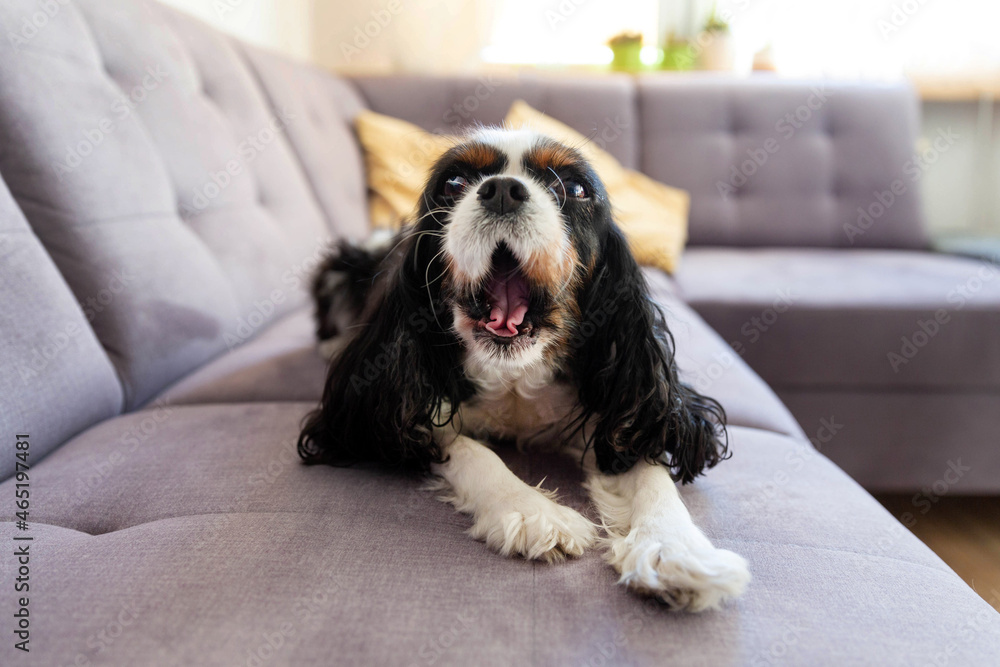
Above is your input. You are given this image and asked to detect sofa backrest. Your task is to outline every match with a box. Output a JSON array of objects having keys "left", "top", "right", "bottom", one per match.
[
  {"left": 0, "top": 0, "right": 367, "bottom": 408},
  {"left": 350, "top": 74, "right": 640, "bottom": 169},
  {"left": 352, "top": 74, "right": 928, "bottom": 251},
  {"left": 637, "top": 77, "right": 929, "bottom": 249},
  {"left": 240, "top": 45, "right": 371, "bottom": 243},
  {"left": 0, "top": 175, "right": 123, "bottom": 481}
]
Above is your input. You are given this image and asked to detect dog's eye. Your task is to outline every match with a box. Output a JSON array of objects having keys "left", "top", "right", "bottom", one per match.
[
  {"left": 564, "top": 180, "right": 588, "bottom": 199},
  {"left": 442, "top": 175, "right": 468, "bottom": 198}
]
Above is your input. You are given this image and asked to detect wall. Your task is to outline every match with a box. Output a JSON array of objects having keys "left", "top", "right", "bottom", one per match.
[
  {"left": 921, "top": 101, "right": 1000, "bottom": 239},
  {"left": 311, "top": 0, "right": 487, "bottom": 73},
  {"left": 157, "top": 0, "right": 313, "bottom": 61}
]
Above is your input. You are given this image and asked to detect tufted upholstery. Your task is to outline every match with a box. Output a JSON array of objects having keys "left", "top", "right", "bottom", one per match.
[
  {"left": 351, "top": 75, "right": 928, "bottom": 251},
  {"left": 10, "top": 402, "right": 1000, "bottom": 665},
  {"left": 0, "top": 173, "right": 123, "bottom": 480},
  {"left": 637, "top": 77, "right": 929, "bottom": 249},
  {"left": 351, "top": 74, "right": 640, "bottom": 169},
  {"left": 1, "top": 4, "right": 999, "bottom": 664},
  {"left": 0, "top": 0, "right": 350, "bottom": 408},
  {"left": 240, "top": 44, "right": 371, "bottom": 243}
]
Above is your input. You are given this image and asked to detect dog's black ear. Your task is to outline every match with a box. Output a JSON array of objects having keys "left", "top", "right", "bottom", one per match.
[
  {"left": 571, "top": 224, "right": 728, "bottom": 483},
  {"left": 297, "top": 231, "right": 472, "bottom": 470}
]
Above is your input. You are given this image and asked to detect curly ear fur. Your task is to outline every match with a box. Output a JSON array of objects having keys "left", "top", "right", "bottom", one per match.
[
  {"left": 297, "top": 230, "right": 473, "bottom": 470},
  {"left": 311, "top": 239, "right": 389, "bottom": 341},
  {"left": 571, "top": 224, "right": 729, "bottom": 483}
]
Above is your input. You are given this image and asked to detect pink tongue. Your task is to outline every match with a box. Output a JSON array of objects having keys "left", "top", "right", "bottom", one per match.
[{"left": 485, "top": 270, "right": 530, "bottom": 337}]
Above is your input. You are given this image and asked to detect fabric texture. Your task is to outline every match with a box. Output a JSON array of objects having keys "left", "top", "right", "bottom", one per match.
[
  {"left": 642, "top": 269, "right": 805, "bottom": 439},
  {"left": 238, "top": 43, "right": 371, "bottom": 242},
  {"left": 0, "top": 0, "right": 337, "bottom": 407},
  {"left": 2, "top": 402, "right": 998, "bottom": 666},
  {"left": 351, "top": 74, "right": 640, "bottom": 168},
  {"left": 156, "top": 308, "right": 327, "bottom": 405},
  {"left": 637, "top": 77, "right": 930, "bottom": 249},
  {"left": 0, "top": 175, "right": 122, "bottom": 481},
  {"left": 675, "top": 248, "right": 1000, "bottom": 390},
  {"left": 676, "top": 247, "right": 1000, "bottom": 493},
  {"left": 780, "top": 390, "right": 1000, "bottom": 492}
]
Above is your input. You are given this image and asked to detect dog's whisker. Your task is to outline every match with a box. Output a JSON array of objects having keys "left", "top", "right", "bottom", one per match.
[{"left": 547, "top": 166, "right": 567, "bottom": 211}]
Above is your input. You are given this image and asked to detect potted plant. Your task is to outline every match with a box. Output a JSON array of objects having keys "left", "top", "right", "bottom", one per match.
[
  {"left": 696, "top": 4, "right": 735, "bottom": 71},
  {"left": 661, "top": 32, "right": 695, "bottom": 71},
  {"left": 608, "top": 32, "right": 644, "bottom": 72}
]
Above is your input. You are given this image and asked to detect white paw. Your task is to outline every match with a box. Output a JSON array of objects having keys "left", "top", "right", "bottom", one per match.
[
  {"left": 607, "top": 526, "right": 750, "bottom": 612},
  {"left": 470, "top": 489, "right": 597, "bottom": 563},
  {"left": 317, "top": 337, "right": 347, "bottom": 361}
]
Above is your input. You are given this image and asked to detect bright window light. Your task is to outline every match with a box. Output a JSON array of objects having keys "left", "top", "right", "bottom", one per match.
[
  {"left": 479, "top": 0, "right": 1000, "bottom": 77},
  {"left": 481, "top": 0, "right": 658, "bottom": 66}
]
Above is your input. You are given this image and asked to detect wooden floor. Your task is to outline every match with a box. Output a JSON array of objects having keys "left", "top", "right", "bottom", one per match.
[{"left": 876, "top": 495, "right": 1000, "bottom": 612}]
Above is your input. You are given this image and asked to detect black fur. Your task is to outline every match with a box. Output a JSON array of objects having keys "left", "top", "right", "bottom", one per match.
[
  {"left": 299, "top": 139, "right": 728, "bottom": 483},
  {"left": 569, "top": 224, "right": 729, "bottom": 483},
  {"left": 298, "top": 226, "right": 474, "bottom": 470},
  {"left": 312, "top": 239, "right": 392, "bottom": 341}
]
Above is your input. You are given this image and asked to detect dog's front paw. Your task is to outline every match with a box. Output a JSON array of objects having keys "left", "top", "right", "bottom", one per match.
[
  {"left": 607, "top": 526, "right": 750, "bottom": 612},
  {"left": 471, "top": 490, "right": 596, "bottom": 563}
]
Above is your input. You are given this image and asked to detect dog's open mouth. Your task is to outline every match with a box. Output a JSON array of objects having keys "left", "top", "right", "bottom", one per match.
[
  {"left": 470, "top": 245, "right": 539, "bottom": 343},
  {"left": 484, "top": 247, "right": 530, "bottom": 338}
]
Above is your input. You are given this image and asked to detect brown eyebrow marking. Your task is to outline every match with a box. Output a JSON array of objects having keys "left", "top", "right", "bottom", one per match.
[
  {"left": 451, "top": 142, "right": 502, "bottom": 169},
  {"left": 524, "top": 142, "right": 580, "bottom": 171}
]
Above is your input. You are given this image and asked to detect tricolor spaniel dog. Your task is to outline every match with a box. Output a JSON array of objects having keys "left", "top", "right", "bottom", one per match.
[{"left": 298, "top": 129, "right": 750, "bottom": 611}]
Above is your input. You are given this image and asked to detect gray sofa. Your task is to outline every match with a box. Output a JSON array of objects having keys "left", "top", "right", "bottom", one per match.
[{"left": 1, "top": 1, "right": 999, "bottom": 665}]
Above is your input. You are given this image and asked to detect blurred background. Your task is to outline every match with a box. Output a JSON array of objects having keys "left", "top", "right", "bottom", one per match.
[{"left": 161, "top": 0, "right": 1000, "bottom": 254}]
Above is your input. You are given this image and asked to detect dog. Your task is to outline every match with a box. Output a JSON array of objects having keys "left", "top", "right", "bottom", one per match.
[{"left": 298, "top": 128, "right": 750, "bottom": 611}]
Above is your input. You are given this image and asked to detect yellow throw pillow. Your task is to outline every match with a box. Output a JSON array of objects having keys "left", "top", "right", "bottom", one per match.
[
  {"left": 354, "top": 110, "right": 453, "bottom": 229},
  {"left": 354, "top": 102, "right": 690, "bottom": 274}
]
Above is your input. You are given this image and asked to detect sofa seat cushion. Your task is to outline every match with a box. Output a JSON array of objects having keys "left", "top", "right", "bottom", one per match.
[
  {"left": 781, "top": 389, "right": 1000, "bottom": 492},
  {"left": 156, "top": 273, "right": 804, "bottom": 439},
  {"left": 155, "top": 308, "right": 327, "bottom": 406},
  {"left": 3, "top": 402, "right": 998, "bottom": 665},
  {"left": 643, "top": 269, "right": 805, "bottom": 439},
  {"left": 675, "top": 248, "right": 1000, "bottom": 391}
]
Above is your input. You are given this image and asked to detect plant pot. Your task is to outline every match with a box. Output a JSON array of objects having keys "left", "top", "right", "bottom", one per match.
[
  {"left": 610, "top": 41, "right": 644, "bottom": 72},
  {"left": 696, "top": 31, "right": 735, "bottom": 71},
  {"left": 661, "top": 40, "right": 695, "bottom": 71}
]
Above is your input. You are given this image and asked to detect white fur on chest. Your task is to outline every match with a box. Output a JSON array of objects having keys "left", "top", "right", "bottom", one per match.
[{"left": 456, "top": 360, "right": 578, "bottom": 448}]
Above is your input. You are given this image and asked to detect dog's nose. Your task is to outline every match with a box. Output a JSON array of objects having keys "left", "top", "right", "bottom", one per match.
[{"left": 477, "top": 177, "right": 529, "bottom": 216}]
